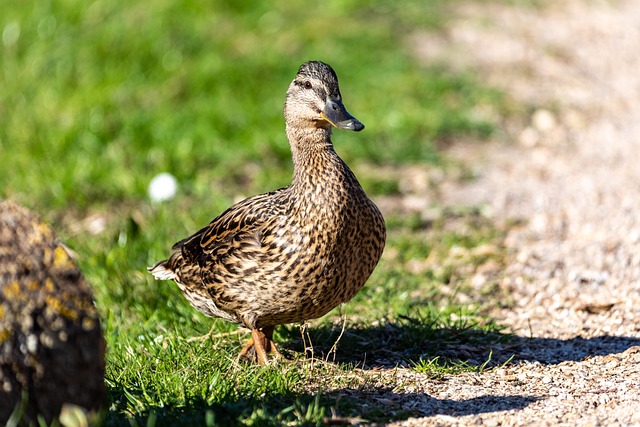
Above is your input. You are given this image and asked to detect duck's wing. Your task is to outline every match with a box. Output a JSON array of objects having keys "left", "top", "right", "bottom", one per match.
[{"left": 173, "top": 189, "right": 286, "bottom": 268}]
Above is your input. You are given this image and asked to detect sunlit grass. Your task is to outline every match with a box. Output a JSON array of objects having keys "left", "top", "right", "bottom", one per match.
[{"left": 1, "top": 0, "right": 504, "bottom": 211}]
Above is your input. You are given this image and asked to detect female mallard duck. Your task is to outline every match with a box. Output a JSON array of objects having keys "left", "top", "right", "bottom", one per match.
[{"left": 149, "top": 61, "right": 386, "bottom": 364}]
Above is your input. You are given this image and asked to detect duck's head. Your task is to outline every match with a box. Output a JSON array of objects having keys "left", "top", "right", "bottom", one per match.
[{"left": 284, "top": 61, "right": 364, "bottom": 133}]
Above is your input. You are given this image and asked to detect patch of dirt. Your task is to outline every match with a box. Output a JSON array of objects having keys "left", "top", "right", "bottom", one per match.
[{"left": 382, "top": 0, "right": 640, "bottom": 425}]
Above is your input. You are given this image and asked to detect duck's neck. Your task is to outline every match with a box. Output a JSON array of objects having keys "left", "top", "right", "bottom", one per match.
[{"left": 286, "top": 125, "right": 353, "bottom": 189}]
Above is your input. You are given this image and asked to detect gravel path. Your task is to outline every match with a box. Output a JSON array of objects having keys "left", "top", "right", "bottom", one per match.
[{"left": 390, "top": 1, "right": 640, "bottom": 425}]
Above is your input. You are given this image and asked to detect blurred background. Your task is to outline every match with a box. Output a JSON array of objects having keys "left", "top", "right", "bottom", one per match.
[{"left": 1, "top": 0, "right": 503, "bottom": 212}]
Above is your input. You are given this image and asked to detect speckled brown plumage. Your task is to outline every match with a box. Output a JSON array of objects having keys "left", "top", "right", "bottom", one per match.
[
  {"left": 149, "top": 61, "right": 386, "bottom": 364},
  {"left": 0, "top": 201, "right": 106, "bottom": 424}
]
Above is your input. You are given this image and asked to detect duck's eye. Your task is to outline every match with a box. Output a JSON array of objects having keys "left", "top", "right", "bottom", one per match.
[{"left": 303, "top": 81, "right": 312, "bottom": 89}]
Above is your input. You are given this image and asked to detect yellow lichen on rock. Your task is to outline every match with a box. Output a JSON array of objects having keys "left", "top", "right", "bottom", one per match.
[{"left": 0, "top": 200, "right": 106, "bottom": 424}]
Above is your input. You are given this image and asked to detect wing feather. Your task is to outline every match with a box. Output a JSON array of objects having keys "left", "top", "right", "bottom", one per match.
[{"left": 174, "top": 189, "right": 286, "bottom": 267}]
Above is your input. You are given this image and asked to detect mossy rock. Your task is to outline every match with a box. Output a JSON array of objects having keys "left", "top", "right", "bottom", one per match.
[{"left": 0, "top": 201, "right": 105, "bottom": 425}]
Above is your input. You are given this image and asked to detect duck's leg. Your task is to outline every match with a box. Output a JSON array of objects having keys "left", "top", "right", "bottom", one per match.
[
  {"left": 237, "top": 330, "right": 269, "bottom": 364},
  {"left": 238, "top": 326, "right": 283, "bottom": 364},
  {"left": 251, "top": 328, "right": 270, "bottom": 365},
  {"left": 238, "top": 337, "right": 255, "bottom": 361},
  {"left": 262, "top": 325, "right": 283, "bottom": 359}
]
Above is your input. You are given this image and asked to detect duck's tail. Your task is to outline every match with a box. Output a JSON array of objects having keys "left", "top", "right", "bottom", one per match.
[{"left": 147, "top": 256, "right": 179, "bottom": 281}]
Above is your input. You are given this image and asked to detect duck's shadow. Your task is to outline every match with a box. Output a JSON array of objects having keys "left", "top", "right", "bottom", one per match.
[
  {"left": 279, "top": 317, "right": 640, "bottom": 368},
  {"left": 109, "top": 318, "right": 639, "bottom": 425},
  {"left": 109, "top": 391, "right": 539, "bottom": 427}
]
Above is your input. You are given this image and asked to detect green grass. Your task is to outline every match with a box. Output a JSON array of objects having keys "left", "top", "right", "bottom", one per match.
[
  {"left": 1, "top": 0, "right": 504, "bottom": 211},
  {"left": 1, "top": 0, "right": 515, "bottom": 425}
]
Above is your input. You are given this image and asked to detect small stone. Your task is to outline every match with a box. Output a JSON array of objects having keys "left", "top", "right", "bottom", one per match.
[
  {"left": 519, "top": 126, "right": 539, "bottom": 147},
  {"left": 532, "top": 109, "right": 557, "bottom": 132}
]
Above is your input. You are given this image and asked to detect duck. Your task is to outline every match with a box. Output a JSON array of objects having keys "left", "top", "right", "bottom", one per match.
[{"left": 149, "top": 61, "right": 386, "bottom": 364}]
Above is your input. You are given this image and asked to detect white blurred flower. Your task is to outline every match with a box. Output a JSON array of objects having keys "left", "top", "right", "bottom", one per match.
[{"left": 148, "top": 172, "right": 178, "bottom": 202}]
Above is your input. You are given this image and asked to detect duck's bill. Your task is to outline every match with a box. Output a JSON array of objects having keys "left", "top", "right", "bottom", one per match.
[{"left": 321, "top": 97, "right": 365, "bottom": 132}]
